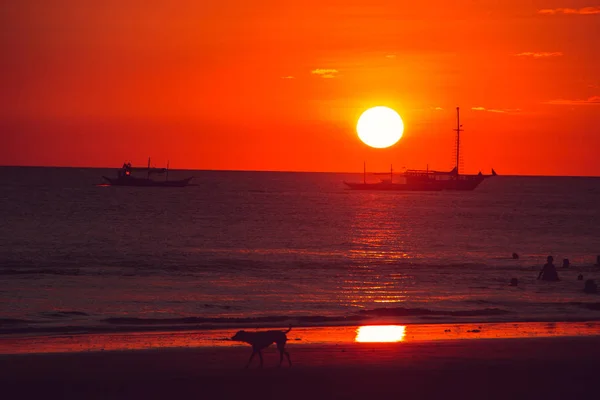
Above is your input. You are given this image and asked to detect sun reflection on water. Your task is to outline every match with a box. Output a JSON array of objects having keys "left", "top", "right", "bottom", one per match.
[{"left": 355, "top": 325, "right": 406, "bottom": 343}]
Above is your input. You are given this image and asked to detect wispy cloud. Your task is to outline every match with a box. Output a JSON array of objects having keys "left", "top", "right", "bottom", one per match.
[
  {"left": 538, "top": 6, "right": 600, "bottom": 15},
  {"left": 471, "top": 107, "right": 521, "bottom": 113},
  {"left": 385, "top": 54, "right": 396, "bottom": 59},
  {"left": 280, "top": 76, "right": 295, "bottom": 79},
  {"left": 544, "top": 96, "right": 600, "bottom": 105},
  {"left": 311, "top": 68, "right": 338, "bottom": 79},
  {"left": 515, "top": 52, "right": 563, "bottom": 58},
  {"left": 431, "top": 107, "right": 443, "bottom": 111},
  {"left": 473, "top": 107, "right": 506, "bottom": 113}
]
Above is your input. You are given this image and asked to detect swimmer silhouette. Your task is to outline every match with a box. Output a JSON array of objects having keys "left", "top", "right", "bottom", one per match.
[{"left": 537, "top": 256, "right": 559, "bottom": 281}]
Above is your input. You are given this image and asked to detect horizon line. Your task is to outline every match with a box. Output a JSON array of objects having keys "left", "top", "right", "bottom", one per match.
[{"left": 0, "top": 164, "right": 599, "bottom": 179}]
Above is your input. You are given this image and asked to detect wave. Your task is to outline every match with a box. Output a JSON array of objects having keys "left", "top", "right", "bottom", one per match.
[
  {"left": 2, "top": 302, "right": 600, "bottom": 337},
  {"left": 39, "top": 311, "right": 89, "bottom": 318},
  {"left": 0, "top": 268, "right": 82, "bottom": 276},
  {"left": 358, "top": 307, "right": 511, "bottom": 317},
  {"left": 104, "top": 315, "right": 363, "bottom": 326},
  {"left": 0, "top": 318, "right": 29, "bottom": 325}
]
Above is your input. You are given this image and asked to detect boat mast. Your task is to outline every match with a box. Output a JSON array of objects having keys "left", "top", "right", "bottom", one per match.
[
  {"left": 147, "top": 157, "right": 151, "bottom": 179},
  {"left": 453, "top": 107, "right": 463, "bottom": 176},
  {"left": 390, "top": 164, "right": 393, "bottom": 183},
  {"left": 166, "top": 160, "right": 170, "bottom": 182},
  {"left": 363, "top": 161, "right": 366, "bottom": 184}
]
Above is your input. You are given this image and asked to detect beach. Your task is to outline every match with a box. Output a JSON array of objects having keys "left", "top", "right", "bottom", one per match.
[
  {"left": 2, "top": 334, "right": 599, "bottom": 399},
  {"left": 2, "top": 322, "right": 600, "bottom": 399}
]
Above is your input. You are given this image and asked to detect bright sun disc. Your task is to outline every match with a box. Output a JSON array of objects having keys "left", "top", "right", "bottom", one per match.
[{"left": 356, "top": 106, "right": 404, "bottom": 148}]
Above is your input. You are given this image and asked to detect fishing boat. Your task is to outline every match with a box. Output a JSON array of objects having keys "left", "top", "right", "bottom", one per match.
[
  {"left": 101, "top": 158, "right": 193, "bottom": 187},
  {"left": 344, "top": 165, "right": 444, "bottom": 191},
  {"left": 344, "top": 107, "right": 496, "bottom": 191}
]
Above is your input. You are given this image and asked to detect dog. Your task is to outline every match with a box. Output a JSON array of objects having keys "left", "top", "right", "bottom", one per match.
[{"left": 231, "top": 326, "right": 292, "bottom": 368}]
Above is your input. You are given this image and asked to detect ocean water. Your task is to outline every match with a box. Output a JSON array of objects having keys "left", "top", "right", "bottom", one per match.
[{"left": 1, "top": 167, "right": 600, "bottom": 335}]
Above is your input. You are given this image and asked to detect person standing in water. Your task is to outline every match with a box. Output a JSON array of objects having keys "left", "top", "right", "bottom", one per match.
[{"left": 538, "top": 256, "right": 559, "bottom": 281}]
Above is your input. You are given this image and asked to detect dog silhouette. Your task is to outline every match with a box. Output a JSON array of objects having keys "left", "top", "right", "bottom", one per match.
[{"left": 231, "top": 326, "right": 292, "bottom": 368}]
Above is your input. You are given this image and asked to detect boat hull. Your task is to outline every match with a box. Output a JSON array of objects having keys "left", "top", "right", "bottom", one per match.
[
  {"left": 102, "top": 176, "right": 193, "bottom": 187},
  {"left": 434, "top": 176, "right": 488, "bottom": 191},
  {"left": 344, "top": 174, "right": 491, "bottom": 191},
  {"left": 343, "top": 182, "right": 443, "bottom": 191}
]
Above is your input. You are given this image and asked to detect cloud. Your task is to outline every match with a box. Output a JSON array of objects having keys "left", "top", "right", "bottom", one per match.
[
  {"left": 515, "top": 52, "right": 563, "bottom": 58},
  {"left": 280, "top": 76, "right": 295, "bottom": 79},
  {"left": 471, "top": 107, "right": 521, "bottom": 113},
  {"left": 311, "top": 68, "right": 338, "bottom": 79},
  {"left": 538, "top": 6, "right": 600, "bottom": 15},
  {"left": 385, "top": 54, "right": 396, "bottom": 59},
  {"left": 431, "top": 107, "right": 443, "bottom": 111},
  {"left": 544, "top": 96, "right": 600, "bottom": 105}
]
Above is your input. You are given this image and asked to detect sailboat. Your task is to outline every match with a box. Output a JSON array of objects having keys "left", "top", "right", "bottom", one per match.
[
  {"left": 344, "top": 107, "right": 497, "bottom": 191},
  {"left": 101, "top": 158, "right": 194, "bottom": 187}
]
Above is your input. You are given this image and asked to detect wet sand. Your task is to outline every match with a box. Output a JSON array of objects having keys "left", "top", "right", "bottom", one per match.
[
  {"left": 2, "top": 321, "right": 599, "bottom": 354},
  {"left": 2, "top": 335, "right": 599, "bottom": 400}
]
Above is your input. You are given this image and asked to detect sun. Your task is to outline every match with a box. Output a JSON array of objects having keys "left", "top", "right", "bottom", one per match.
[{"left": 356, "top": 106, "right": 404, "bottom": 148}]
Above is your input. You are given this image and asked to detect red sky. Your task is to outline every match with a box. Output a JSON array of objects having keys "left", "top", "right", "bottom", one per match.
[{"left": 1, "top": 1, "right": 599, "bottom": 175}]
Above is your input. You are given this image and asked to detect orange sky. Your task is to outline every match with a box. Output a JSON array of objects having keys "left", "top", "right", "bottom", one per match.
[{"left": 1, "top": 1, "right": 599, "bottom": 175}]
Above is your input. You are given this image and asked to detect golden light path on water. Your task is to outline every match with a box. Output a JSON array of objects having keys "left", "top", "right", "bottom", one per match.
[{"left": 355, "top": 325, "right": 406, "bottom": 342}]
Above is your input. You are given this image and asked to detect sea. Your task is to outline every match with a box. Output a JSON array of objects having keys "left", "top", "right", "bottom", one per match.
[{"left": 1, "top": 167, "right": 600, "bottom": 337}]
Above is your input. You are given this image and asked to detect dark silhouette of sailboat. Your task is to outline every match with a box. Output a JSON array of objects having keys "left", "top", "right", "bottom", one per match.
[
  {"left": 101, "top": 158, "right": 193, "bottom": 187},
  {"left": 344, "top": 107, "right": 496, "bottom": 191}
]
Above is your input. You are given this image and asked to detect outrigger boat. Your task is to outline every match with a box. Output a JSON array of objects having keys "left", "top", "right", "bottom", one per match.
[
  {"left": 344, "top": 107, "right": 497, "bottom": 191},
  {"left": 101, "top": 158, "right": 193, "bottom": 187}
]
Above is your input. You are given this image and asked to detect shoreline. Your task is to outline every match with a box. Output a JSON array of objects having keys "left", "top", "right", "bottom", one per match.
[
  {"left": 2, "top": 302, "right": 600, "bottom": 337},
  {"left": 2, "top": 320, "right": 599, "bottom": 355}
]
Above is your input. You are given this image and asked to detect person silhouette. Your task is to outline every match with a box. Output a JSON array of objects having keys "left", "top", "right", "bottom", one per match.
[{"left": 538, "top": 256, "right": 559, "bottom": 281}]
